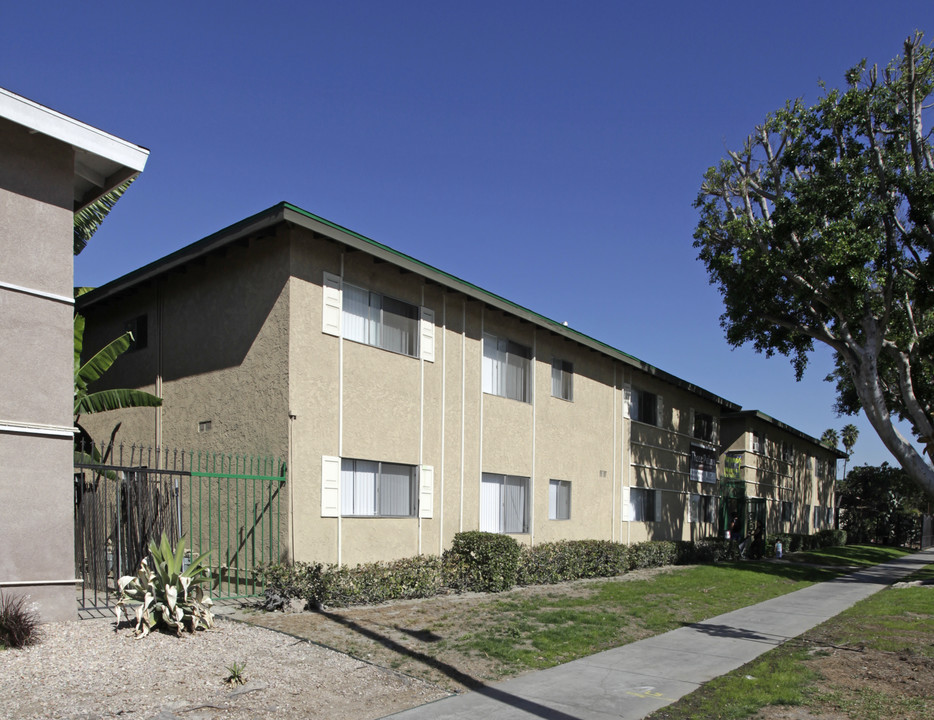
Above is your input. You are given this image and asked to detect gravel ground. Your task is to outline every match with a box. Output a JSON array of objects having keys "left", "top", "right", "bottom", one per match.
[{"left": 0, "top": 616, "right": 450, "bottom": 720}]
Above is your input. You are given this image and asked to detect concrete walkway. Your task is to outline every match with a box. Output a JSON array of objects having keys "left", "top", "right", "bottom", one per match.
[{"left": 384, "top": 549, "right": 934, "bottom": 720}]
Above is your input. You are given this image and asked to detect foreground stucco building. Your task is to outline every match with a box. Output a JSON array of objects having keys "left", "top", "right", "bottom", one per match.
[
  {"left": 0, "top": 88, "right": 148, "bottom": 620},
  {"left": 78, "top": 202, "right": 842, "bottom": 567}
]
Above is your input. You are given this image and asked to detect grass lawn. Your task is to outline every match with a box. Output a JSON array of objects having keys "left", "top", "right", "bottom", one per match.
[{"left": 647, "top": 546, "right": 932, "bottom": 720}]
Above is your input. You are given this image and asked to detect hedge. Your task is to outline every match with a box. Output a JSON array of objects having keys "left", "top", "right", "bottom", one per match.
[{"left": 260, "top": 529, "right": 848, "bottom": 609}]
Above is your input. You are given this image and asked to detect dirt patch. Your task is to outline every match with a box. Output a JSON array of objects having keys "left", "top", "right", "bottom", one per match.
[
  {"left": 229, "top": 566, "right": 676, "bottom": 693},
  {"left": 750, "top": 646, "right": 934, "bottom": 720}
]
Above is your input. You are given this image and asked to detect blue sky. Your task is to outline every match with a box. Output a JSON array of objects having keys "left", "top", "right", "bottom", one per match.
[{"left": 3, "top": 1, "right": 930, "bottom": 471}]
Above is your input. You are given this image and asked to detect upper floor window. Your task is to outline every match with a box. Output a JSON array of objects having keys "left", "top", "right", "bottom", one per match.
[
  {"left": 631, "top": 388, "right": 658, "bottom": 426},
  {"left": 551, "top": 358, "right": 573, "bottom": 401},
  {"left": 752, "top": 431, "right": 765, "bottom": 454},
  {"left": 693, "top": 412, "right": 714, "bottom": 442},
  {"left": 483, "top": 333, "right": 532, "bottom": 403},
  {"left": 343, "top": 283, "right": 419, "bottom": 357},
  {"left": 124, "top": 314, "right": 148, "bottom": 352},
  {"left": 781, "top": 441, "right": 794, "bottom": 463}
]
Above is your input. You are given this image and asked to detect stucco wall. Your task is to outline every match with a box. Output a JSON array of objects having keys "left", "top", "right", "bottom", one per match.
[{"left": 0, "top": 118, "right": 76, "bottom": 621}]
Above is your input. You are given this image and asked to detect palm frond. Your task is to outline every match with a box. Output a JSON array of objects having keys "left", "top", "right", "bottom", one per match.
[
  {"left": 73, "top": 178, "right": 135, "bottom": 255},
  {"left": 75, "top": 388, "right": 162, "bottom": 416}
]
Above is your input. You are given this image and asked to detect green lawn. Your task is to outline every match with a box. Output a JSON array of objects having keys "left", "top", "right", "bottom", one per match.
[
  {"left": 452, "top": 556, "right": 850, "bottom": 673},
  {"left": 648, "top": 547, "right": 931, "bottom": 720}
]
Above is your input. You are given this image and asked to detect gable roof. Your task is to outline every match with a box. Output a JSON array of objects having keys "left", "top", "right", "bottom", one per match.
[
  {"left": 78, "top": 201, "right": 741, "bottom": 409},
  {"left": 0, "top": 87, "right": 149, "bottom": 210}
]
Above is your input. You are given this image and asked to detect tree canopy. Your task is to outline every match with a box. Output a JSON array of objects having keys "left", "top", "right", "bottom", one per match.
[{"left": 694, "top": 33, "right": 934, "bottom": 499}]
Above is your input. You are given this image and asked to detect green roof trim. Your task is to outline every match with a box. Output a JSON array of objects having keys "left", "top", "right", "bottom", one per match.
[{"left": 79, "top": 201, "right": 741, "bottom": 409}]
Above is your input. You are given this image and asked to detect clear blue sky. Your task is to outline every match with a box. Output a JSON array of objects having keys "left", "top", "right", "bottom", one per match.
[{"left": 4, "top": 1, "right": 930, "bottom": 471}]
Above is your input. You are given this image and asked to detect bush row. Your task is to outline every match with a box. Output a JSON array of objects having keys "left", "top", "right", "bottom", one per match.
[{"left": 260, "top": 529, "right": 847, "bottom": 609}]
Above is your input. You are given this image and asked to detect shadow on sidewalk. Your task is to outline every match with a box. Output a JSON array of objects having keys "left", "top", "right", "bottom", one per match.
[{"left": 318, "top": 608, "right": 583, "bottom": 720}]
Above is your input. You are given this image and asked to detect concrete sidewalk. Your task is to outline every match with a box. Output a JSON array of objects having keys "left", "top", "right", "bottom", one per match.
[{"left": 384, "top": 548, "right": 934, "bottom": 720}]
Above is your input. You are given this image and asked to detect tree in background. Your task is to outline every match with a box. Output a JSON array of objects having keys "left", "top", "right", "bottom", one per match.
[
  {"left": 694, "top": 33, "right": 934, "bottom": 499},
  {"left": 821, "top": 428, "right": 840, "bottom": 449},
  {"left": 841, "top": 423, "right": 859, "bottom": 479},
  {"left": 837, "top": 463, "right": 927, "bottom": 546}
]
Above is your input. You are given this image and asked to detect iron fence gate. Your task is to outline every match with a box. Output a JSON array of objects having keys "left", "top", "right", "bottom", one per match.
[{"left": 74, "top": 444, "right": 286, "bottom": 615}]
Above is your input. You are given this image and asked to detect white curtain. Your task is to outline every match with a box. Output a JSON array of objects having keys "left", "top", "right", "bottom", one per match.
[
  {"left": 379, "top": 463, "right": 413, "bottom": 516},
  {"left": 480, "top": 473, "right": 502, "bottom": 532},
  {"left": 341, "top": 459, "right": 376, "bottom": 515},
  {"left": 503, "top": 475, "right": 527, "bottom": 533},
  {"left": 342, "top": 284, "right": 370, "bottom": 344}
]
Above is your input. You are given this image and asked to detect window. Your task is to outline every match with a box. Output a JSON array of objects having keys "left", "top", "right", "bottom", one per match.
[
  {"left": 630, "top": 487, "right": 658, "bottom": 522},
  {"left": 483, "top": 333, "right": 532, "bottom": 403},
  {"left": 551, "top": 358, "right": 573, "bottom": 401},
  {"left": 480, "top": 473, "right": 529, "bottom": 533},
  {"left": 781, "top": 500, "right": 793, "bottom": 523},
  {"left": 690, "top": 494, "right": 716, "bottom": 523},
  {"left": 812, "top": 505, "right": 821, "bottom": 528},
  {"left": 124, "top": 314, "right": 148, "bottom": 351},
  {"left": 343, "top": 283, "right": 419, "bottom": 357},
  {"left": 549, "top": 480, "right": 571, "bottom": 520},
  {"left": 631, "top": 389, "right": 658, "bottom": 426},
  {"left": 825, "top": 507, "right": 834, "bottom": 526},
  {"left": 752, "top": 431, "right": 765, "bottom": 454},
  {"left": 781, "top": 442, "right": 794, "bottom": 463},
  {"left": 341, "top": 459, "right": 417, "bottom": 517},
  {"left": 693, "top": 412, "right": 714, "bottom": 442}
]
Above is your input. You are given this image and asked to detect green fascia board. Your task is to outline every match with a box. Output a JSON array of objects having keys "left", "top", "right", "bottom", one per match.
[
  {"left": 722, "top": 409, "right": 848, "bottom": 457},
  {"left": 78, "top": 200, "right": 741, "bottom": 410}
]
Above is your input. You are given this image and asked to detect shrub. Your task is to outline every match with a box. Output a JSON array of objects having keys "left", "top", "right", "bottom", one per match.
[
  {"left": 627, "top": 541, "right": 679, "bottom": 570},
  {"left": 815, "top": 528, "right": 847, "bottom": 548},
  {"left": 318, "top": 555, "right": 443, "bottom": 607},
  {"left": 116, "top": 533, "right": 215, "bottom": 637},
  {"left": 261, "top": 556, "right": 442, "bottom": 609},
  {"left": 0, "top": 592, "right": 40, "bottom": 649},
  {"left": 443, "top": 531, "right": 521, "bottom": 593},
  {"left": 517, "top": 540, "right": 628, "bottom": 585}
]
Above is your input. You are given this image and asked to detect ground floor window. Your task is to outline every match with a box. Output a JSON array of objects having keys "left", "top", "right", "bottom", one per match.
[
  {"left": 480, "top": 473, "right": 529, "bottom": 533},
  {"left": 689, "top": 494, "right": 716, "bottom": 523},
  {"left": 781, "top": 500, "right": 793, "bottom": 524},
  {"left": 630, "top": 487, "right": 658, "bottom": 522},
  {"left": 548, "top": 479, "right": 571, "bottom": 520},
  {"left": 341, "top": 459, "right": 417, "bottom": 517}
]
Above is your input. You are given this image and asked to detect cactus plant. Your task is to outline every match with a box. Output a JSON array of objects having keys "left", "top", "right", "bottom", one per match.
[{"left": 116, "top": 533, "right": 215, "bottom": 638}]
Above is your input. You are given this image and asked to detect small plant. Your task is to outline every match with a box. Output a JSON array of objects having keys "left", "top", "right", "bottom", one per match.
[
  {"left": 0, "top": 591, "right": 40, "bottom": 649},
  {"left": 225, "top": 660, "right": 247, "bottom": 686},
  {"left": 116, "top": 532, "right": 215, "bottom": 638}
]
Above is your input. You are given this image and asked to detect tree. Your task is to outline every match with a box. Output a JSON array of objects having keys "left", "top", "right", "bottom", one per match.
[
  {"left": 821, "top": 428, "right": 839, "bottom": 449},
  {"left": 73, "top": 311, "right": 161, "bottom": 457},
  {"left": 837, "top": 463, "right": 927, "bottom": 545},
  {"left": 841, "top": 423, "right": 859, "bottom": 479},
  {"left": 73, "top": 179, "right": 134, "bottom": 256},
  {"left": 694, "top": 33, "right": 934, "bottom": 499}
]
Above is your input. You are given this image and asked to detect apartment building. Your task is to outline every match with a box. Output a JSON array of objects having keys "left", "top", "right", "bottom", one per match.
[{"left": 78, "top": 202, "right": 841, "bottom": 566}]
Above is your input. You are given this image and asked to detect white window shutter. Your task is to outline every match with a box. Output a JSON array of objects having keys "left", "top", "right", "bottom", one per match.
[
  {"left": 688, "top": 408, "right": 695, "bottom": 437},
  {"left": 654, "top": 489, "right": 662, "bottom": 522},
  {"left": 420, "top": 307, "right": 435, "bottom": 363},
  {"left": 419, "top": 465, "right": 434, "bottom": 518},
  {"left": 622, "top": 486, "right": 633, "bottom": 521},
  {"left": 622, "top": 385, "right": 631, "bottom": 419},
  {"left": 688, "top": 493, "right": 698, "bottom": 523},
  {"left": 321, "top": 455, "right": 341, "bottom": 517},
  {"left": 656, "top": 396, "right": 664, "bottom": 429},
  {"left": 322, "top": 272, "right": 342, "bottom": 336},
  {"left": 712, "top": 416, "right": 719, "bottom": 444}
]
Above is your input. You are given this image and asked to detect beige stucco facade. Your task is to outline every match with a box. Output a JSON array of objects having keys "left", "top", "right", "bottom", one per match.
[
  {"left": 0, "top": 88, "right": 147, "bottom": 621},
  {"left": 79, "top": 203, "right": 841, "bottom": 569}
]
